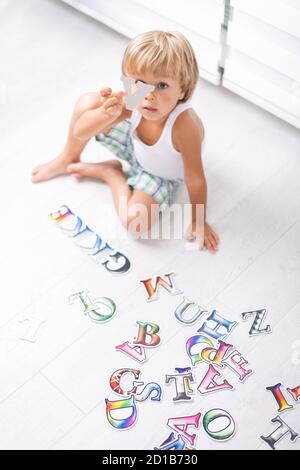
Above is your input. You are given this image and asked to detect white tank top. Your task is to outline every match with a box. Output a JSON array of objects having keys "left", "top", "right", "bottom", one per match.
[{"left": 129, "top": 101, "right": 194, "bottom": 180}]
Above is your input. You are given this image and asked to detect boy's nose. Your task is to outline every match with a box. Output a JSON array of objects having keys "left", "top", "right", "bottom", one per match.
[{"left": 145, "top": 90, "right": 156, "bottom": 101}]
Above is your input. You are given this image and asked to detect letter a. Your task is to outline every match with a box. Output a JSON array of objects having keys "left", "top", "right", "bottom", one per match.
[
  {"left": 197, "top": 364, "right": 234, "bottom": 395},
  {"left": 115, "top": 341, "right": 147, "bottom": 363},
  {"left": 167, "top": 413, "right": 201, "bottom": 447}
]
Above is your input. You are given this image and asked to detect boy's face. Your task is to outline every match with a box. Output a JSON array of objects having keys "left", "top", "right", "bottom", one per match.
[{"left": 130, "top": 71, "right": 185, "bottom": 123}]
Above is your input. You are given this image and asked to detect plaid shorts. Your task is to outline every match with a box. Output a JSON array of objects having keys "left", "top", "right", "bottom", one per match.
[{"left": 95, "top": 119, "right": 183, "bottom": 210}]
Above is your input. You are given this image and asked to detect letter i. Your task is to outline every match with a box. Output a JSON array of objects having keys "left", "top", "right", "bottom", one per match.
[{"left": 266, "top": 383, "right": 294, "bottom": 413}]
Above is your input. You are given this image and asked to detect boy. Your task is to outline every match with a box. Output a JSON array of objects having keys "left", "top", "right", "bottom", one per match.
[{"left": 32, "top": 30, "right": 219, "bottom": 253}]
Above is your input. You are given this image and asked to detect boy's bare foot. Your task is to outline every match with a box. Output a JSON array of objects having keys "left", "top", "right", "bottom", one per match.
[
  {"left": 67, "top": 160, "right": 123, "bottom": 182},
  {"left": 31, "top": 153, "right": 79, "bottom": 183}
]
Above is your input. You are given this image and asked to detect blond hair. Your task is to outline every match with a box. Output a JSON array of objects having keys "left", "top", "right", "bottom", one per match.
[{"left": 122, "top": 30, "right": 199, "bottom": 103}]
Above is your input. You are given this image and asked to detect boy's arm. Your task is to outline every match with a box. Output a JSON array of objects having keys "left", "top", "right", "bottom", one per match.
[
  {"left": 174, "top": 111, "right": 206, "bottom": 221},
  {"left": 73, "top": 91, "right": 132, "bottom": 140},
  {"left": 174, "top": 112, "right": 219, "bottom": 253}
]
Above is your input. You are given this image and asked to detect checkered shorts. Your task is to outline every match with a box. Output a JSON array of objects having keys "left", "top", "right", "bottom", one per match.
[{"left": 95, "top": 119, "right": 182, "bottom": 210}]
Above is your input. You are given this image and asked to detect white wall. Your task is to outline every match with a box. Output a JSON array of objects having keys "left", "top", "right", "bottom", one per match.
[{"left": 61, "top": 0, "right": 300, "bottom": 128}]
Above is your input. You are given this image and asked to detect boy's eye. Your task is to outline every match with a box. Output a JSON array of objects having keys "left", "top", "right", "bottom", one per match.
[
  {"left": 157, "top": 82, "right": 168, "bottom": 90},
  {"left": 133, "top": 80, "right": 169, "bottom": 90}
]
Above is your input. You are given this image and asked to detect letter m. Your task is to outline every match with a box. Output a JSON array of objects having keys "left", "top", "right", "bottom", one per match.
[{"left": 140, "top": 272, "right": 182, "bottom": 302}]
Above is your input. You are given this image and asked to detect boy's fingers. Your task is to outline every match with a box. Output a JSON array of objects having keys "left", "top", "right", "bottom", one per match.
[
  {"left": 105, "top": 108, "right": 115, "bottom": 115},
  {"left": 106, "top": 103, "right": 122, "bottom": 116},
  {"left": 113, "top": 90, "right": 126, "bottom": 99},
  {"left": 210, "top": 241, "right": 217, "bottom": 252},
  {"left": 209, "top": 236, "right": 217, "bottom": 253},
  {"left": 103, "top": 97, "right": 119, "bottom": 109},
  {"left": 100, "top": 87, "right": 112, "bottom": 95},
  {"left": 204, "top": 236, "right": 214, "bottom": 253},
  {"left": 211, "top": 231, "right": 219, "bottom": 247},
  {"left": 105, "top": 103, "right": 118, "bottom": 111},
  {"left": 212, "top": 230, "right": 220, "bottom": 244}
]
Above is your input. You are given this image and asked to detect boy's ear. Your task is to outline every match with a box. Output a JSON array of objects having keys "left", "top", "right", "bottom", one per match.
[{"left": 179, "top": 87, "right": 186, "bottom": 100}]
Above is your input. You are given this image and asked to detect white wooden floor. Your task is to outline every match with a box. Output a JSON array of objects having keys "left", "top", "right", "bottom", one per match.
[{"left": 0, "top": 0, "right": 299, "bottom": 450}]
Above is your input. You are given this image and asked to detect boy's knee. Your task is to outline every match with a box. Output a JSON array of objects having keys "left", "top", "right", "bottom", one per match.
[
  {"left": 120, "top": 200, "right": 160, "bottom": 235},
  {"left": 74, "top": 92, "right": 100, "bottom": 115},
  {"left": 121, "top": 214, "right": 150, "bottom": 235}
]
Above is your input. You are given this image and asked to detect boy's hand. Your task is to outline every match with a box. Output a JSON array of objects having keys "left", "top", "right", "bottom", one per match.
[
  {"left": 186, "top": 221, "right": 220, "bottom": 253},
  {"left": 99, "top": 87, "right": 112, "bottom": 104},
  {"left": 99, "top": 87, "right": 126, "bottom": 119}
]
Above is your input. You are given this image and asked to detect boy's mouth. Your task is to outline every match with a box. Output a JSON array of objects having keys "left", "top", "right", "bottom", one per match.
[{"left": 143, "top": 106, "right": 157, "bottom": 112}]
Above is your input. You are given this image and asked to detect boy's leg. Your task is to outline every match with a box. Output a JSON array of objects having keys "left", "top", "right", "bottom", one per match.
[
  {"left": 125, "top": 189, "right": 161, "bottom": 235},
  {"left": 66, "top": 160, "right": 160, "bottom": 234},
  {"left": 31, "top": 92, "right": 103, "bottom": 183}
]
